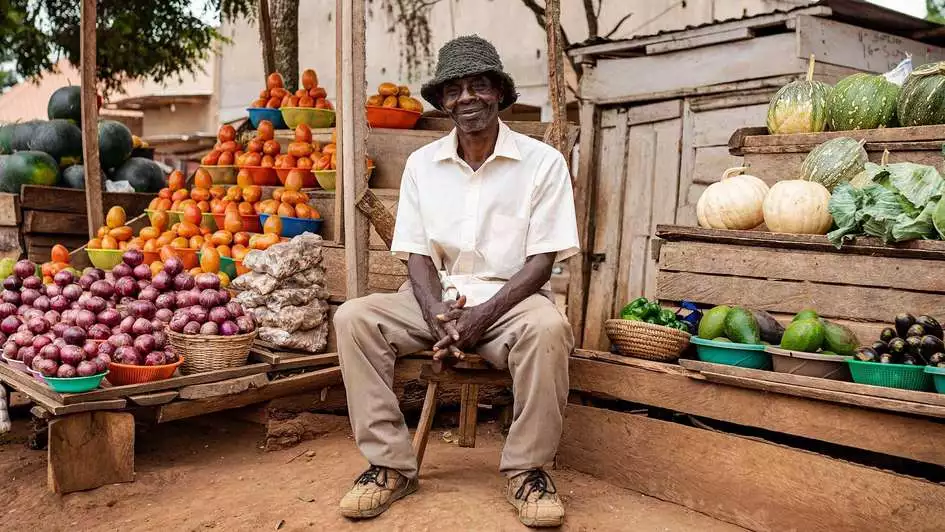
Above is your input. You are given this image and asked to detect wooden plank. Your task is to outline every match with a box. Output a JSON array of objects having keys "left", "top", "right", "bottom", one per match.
[
  {"left": 128, "top": 391, "right": 178, "bottom": 406},
  {"left": 615, "top": 121, "right": 656, "bottom": 312},
  {"left": 743, "top": 149, "right": 941, "bottom": 184},
  {"left": 659, "top": 240, "right": 945, "bottom": 293},
  {"left": 680, "top": 358, "right": 945, "bottom": 409},
  {"left": 178, "top": 373, "right": 270, "bottom": 400},
  {"left": 567, "top": 101, "right": 598, "bottom": 349},
  {"left": 24, "top": 211, "right": 89, "bottom": 235},
  {"left": 156, "top": 366, "right": 342, "bottom": 423},
  {"left": 559, "top": 405, "right": 945, "bottom": 532},
  {"left": 740, "top": 140, "right": 945, "bottom": 155},
  {"left": 625, "top": 100, "right": 682, "bottom": 126},
  {"left": 412, "top": 381, "right": 438, "bottom": 469},
  {"left": 270, "top": 353, "right": 338, "bottom": 371},
  {"left": 322, "top": 245, "right": 406, "bottom": 300},
  {"left": 645, "top": 27, "right": 754, "bottom": 55},
  {"left": 691, "top": 146, "right": 744, "bottom": 186},
  {"left": 688, "top": 89, "right": 775, "bottom": 112},
  {"left": 692, "top": 104, "right": 768, "bottom": 147},
  {"left": 80, "top": 0, "right": 103, "bottom": 237},
  {"left": 48, "top": 411, "right": 134, "bottom": 494},
  {"left": 674, "top": 99, "right": 697, "bottom": 229},
  {"left": 458, "top": 383, "right": 479, "bottom": 447},
  {"left": 657, "top": 270, "right": 945, "bottom": 323},
  {"left": 569, "top": 356, "right": 945, "bottom": 466},
  {"left": 582, "top": 109, "right": 629, "bottom": 350},
  {"left": 797, "top": 15, "right": 945, "bottom": 74},
  {"left": 737, "top": 125, "right": 945, "bottom": 150},
  {"left": 19, "top": 186, "right": 156, "bottom": 216},
  {"left": 582, "top": 33, "right": 797, "bottom": 104},
  {"left": 0, "top": 193, "right": 20, "bottom": 226}
]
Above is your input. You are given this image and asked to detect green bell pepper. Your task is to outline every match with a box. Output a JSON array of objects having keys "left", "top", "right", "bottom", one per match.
[
  {"left": 657, "top": 309, "right": 678, "bottom": 326},
  {"left": 619, "top": 297, "right": 649, "bottom": 320}
]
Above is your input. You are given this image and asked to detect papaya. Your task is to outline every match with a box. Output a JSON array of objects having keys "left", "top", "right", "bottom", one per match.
[
  {"left": 50, "top": 244, "right": 70, "bottom": 264},
  {"left": 264, "top": 214, "right": 283, "bottom": 235},
  {"left": 723, "top": 307, "right": 761, "bottom": 345},
  {"left": 200, "top": 246, "right": 221, "bottom": 273}
]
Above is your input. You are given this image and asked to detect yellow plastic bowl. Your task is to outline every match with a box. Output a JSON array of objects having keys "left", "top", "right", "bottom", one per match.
[
  {"left": 86, "top": 248, "right": 124, "bottom": 270},
  {"left": 146, "top": 209, "right": 181, "bottom": 226},
  {"left": 200, "top": 165, "right": 238, "bottom": 185},
  {"left": 313, "top": 166, "right": 374, "bottom": 191},
  {"left": 281, "top": 107, "right": 336, "bottom": 129}
]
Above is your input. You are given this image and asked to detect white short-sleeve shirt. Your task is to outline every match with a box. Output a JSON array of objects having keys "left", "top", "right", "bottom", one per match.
[{"left": 391, "top": 120, "right": 580, "bottom": 306}]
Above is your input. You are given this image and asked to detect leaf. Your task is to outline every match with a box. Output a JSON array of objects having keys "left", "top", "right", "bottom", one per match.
[
  {"left": 885, "top": 162, "right": 945, "bottom": 208},
  {"left": 933, "top": 198, "right": 945, "bottom": 239},
  {"left": 827, "top": 183, "right": 864, "bottom": 247},
  {"left": 849, "top": 162, "right": 888, "bottom": 189},
  {"left": 892, "top": 201, "right": 937, "bottom": 242},
  {"left": 859, "top": 184, "right": 906, "bottom": 243}
]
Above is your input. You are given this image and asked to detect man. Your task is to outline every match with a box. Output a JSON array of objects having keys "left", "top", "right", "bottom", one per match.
[{"left": 334, "top": 35, "right": 579, "bottom": 528}]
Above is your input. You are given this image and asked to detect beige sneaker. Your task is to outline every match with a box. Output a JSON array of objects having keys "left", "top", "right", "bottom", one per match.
[
  {"left": 506, "top": 469, "right": 565, "bottom": 528},
  {"left": 339, "top": 465, "right": 418, "bottom": 519}
]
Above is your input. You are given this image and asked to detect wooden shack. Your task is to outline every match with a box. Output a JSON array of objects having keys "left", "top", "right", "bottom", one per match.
[{"left": 568, "top": 0, "right": 945, "bottom": 350}]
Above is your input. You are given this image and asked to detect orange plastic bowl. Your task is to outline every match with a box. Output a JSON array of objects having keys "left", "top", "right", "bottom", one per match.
[
  {"left": 171, "top": 247, "right": 199, "bottom": 269},
  {"left": 239, "top": 165, "right": 280, "bottom": 186},
  {"left": 141, "top": 251, "right": 161, "bottom": 265},
  {"left": 366, "top": 106, "right": 422, "bottom": 129},
  {"left": 212, "top": 213, "right": 263, "bottom": 234},
  {"left": 275, "top": 167, "right": 317, "bottom": 188},
  {"left": 106, "top": 357, "right": 184, "bottom": 386}
]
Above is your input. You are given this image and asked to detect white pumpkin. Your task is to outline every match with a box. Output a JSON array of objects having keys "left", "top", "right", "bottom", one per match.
[
  {"left": 696, "top": 167, "right": 769, "bottom": 230},
  {"left": 762, "top": 180, "right": 833, "bottom": 234}
]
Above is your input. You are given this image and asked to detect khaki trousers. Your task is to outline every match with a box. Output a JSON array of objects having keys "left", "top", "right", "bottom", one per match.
[{"left": 334, "top": 287, "right": 573, "bottom": 480}]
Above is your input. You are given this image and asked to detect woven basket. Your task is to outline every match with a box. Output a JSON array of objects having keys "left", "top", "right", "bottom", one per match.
[
  {"left": 167, "top": 330, "right": 257, "bottom": 374},
  {"left": 604, "top": 319, "right": 691, "bottom": 362}
]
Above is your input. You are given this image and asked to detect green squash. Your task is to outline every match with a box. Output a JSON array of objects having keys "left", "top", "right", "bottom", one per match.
[
  {"left": 767, "top": 55, "right": 832, "bottom": 134},
  {"left": 827, "top": 73, "right": 899, "bottom": 130},
  {"left": 897, "top": 61, "right": 945, "bottom": 127},
  {"left": 801, "top": 137, "right": 868, "bottom": 191}
]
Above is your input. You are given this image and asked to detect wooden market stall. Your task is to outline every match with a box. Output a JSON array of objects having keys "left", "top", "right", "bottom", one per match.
[{"left": 567, "top": 0, "right": 945, "bottom": 351}]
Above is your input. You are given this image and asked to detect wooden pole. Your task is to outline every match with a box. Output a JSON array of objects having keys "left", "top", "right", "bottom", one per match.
[
  {"left": 545, "top": 0, "right": 567, "bottom": 155},
  {"left": 333, "top": 0, "right": 345, "bottom": 244},
  {"left": 80, "top": 0, "right": 104, "bottom": 238},
  {"left": 258, "top": 0, "right": 276, "bottom": 79},
  {"left": 338, "top": 0, "right": 369, "bottom": 298}
]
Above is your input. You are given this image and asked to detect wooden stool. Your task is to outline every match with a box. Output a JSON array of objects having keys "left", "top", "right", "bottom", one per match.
[{"left": 411, "top": 353, "right": 513, "bottom": 470}]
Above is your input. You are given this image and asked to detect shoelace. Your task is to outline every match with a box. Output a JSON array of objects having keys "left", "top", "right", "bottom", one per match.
[
  {"left": 514, "top": 469, "right": 557, "bottom": 501},
  {"left": 355, "top": 465, "right": 388, "bottom": 487}
]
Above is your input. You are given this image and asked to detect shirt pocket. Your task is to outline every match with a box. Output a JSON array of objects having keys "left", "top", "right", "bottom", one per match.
[{"left": 483, "top": 214, "right": 528, "bottom": 275}]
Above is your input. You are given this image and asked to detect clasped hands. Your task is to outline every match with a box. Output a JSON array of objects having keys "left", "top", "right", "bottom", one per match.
[{"left": 426, "top": 294, "right": 490, "bottom": 360}]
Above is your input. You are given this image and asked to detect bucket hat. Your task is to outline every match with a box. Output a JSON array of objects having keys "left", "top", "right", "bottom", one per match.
[{"left": 420, "top": 35, "right": 518, "bottom": 111}]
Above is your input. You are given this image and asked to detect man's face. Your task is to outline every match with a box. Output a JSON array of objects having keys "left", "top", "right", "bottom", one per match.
[{"left": 440, "top": 74, "right": 501, "bottom": 133}]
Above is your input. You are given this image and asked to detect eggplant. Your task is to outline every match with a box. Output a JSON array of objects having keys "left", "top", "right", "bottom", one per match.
[
  {"left": 749, "top": 309, "right": 784, "bottom": 344},
  {"left": 916, "top": 315, "right": 943, "bottom": 340},
  {"left": 920, "top": 335, "right": 944, "bottom": 360},
  {"left": 879, "top": 352, "right": 896, "bottom": 364},
  {"left": 907, "top": 323, "right": 926, "bottom": 338},
  {"left": 902, "top": 354, "right": 919, "bottom": 365},
  {"left": 887, "top": 337, "right": 907, "bottom": 358},
  {"left": 931, "top": 353, "right": 945, "bottom": 368},
  {"left": 854, "top": 346, "right": 879, "bottom": 362},
  {"left": 879, "top": 327, "right": 898, "bottom": 343},
  {"left": 870, "top": 340, "right": 888, "bottom": 354},
  {"left": 895, "top": 313, "right": 916, "bottom": 338},
  {"left": 905, "top": 336, "right": 923, "bottom": 357}
]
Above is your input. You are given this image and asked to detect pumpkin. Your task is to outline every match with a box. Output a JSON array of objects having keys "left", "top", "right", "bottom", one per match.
[
  {"left": 763, "top": 180, "right": 833, "bottom": 235},
  {"left": 800, "top": 137, "right": 867, "bottom": 191},
  {"left": 827, "top": 73, "right": 899, "bottom": 131},
  {"left": 766, "top": 55, "right": 832, "bottom": 134},
  {"left": 897, "top": 61, "right": 945, "bottom": 126},
  {"left": 696, "top": 167, "right": 769, "bottom": 230}
]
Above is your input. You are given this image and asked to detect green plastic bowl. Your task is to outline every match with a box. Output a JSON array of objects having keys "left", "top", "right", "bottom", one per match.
[
  {"left": 86, "top": 248, "right": 124, "bottom": 270},
  {"left": 691, "top": 337, "right": 771, "bottom": 369},
  {"left": 923, "top": 365, "right": 945, "bottom": 393},
  {"left": 848, "top": 360, "right": 933, "bottom": 391},
  {"left": 44, "top": 371, "right": 108, "bottom": 393}
]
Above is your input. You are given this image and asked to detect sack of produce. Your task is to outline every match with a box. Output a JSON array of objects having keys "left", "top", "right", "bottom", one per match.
[
  {"left": 249, "top": 299, "right": 329, "bottom": 333},
  {"left": 243, "top": 232, "right": 324, "bottom": 280},
  {"left": 236, "top": 286, "right": 328, "bottom": 310},
  {"left": 258, "top": 322, "right": 329, "bottom": 353},
  {"left": 231, "top": 271, "right": 280, "bottom": 295}
]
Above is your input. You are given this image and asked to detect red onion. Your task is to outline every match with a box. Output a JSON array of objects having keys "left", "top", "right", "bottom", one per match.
[
  {"left": 62, "top": 326, "right": 87, "bottom": 346},
  {"left": 90, "top": 280, "right": 115, "bottom": 300},
  {"left": 11, "top": 330, "right": 32, "bottom": 347},
  {"left": 1, "top": 290, "right": 20, "bottom": 305},
  {"left": 21, "top": 346, "right": 39, "bottom": 367},
  {"left": 50, "top": 295, "right": 70, "bottom": 313},
  {"left": 43, "top": 310, "right": 60, "bottom": 324},
  {"left": 183, "top": 321, "right": 201, "bottom": 335},
  {"left": 199, "top": 321, "right": 219, "bottom": 335},
  {"left": 32, "top": 295, "right": 50, "bottom": 311},
  {"left": 151, "top": 271, "right": 171, "bottom": 291},
  {"left": 53, "top": 270, "right": 74, "bottom": 287},
  {"left": 138, "top": 286, "right": 159, "bottom": 303},
  {"left": 92, "top": 354, "right": 110, "bottom": 373},
  {"left": 62, "top": 283, "right": 83, "bottom": 301},
  {"left": 173, "top": 273, "right": 195, "bottom": 291},
  {"left": 169, "top": 314, "right": 188, "bottom": 333},
  {"left": 36, "top": 357, "right": 58, "bottom": 377},
  {"left": 88, "top": 323, "right": 111, "bottom": 340},
  {"left": 0, "top": 303, "right": 16, "bottom": 318},
  {"left": 75, "top": 310, "right": 96, "bottom": 330},
  {"left": 163, "top": 257, "right": 184, "bottom": 277},
  {"left": 144, "top": 352, "right": 166, "bottom": 366},
  {"left": 97, "top": 309, "right": 121, "bottom": 327},
  {"left": 51, "top": 322, "right": 69, "bottom": 337},
  {"left": 3, "top": 276, "right": 21, "bottom": 290},
  {"left": 22, "top": 275, "right": 42, "bottom": 290},
  {"left": 133, "top": 264, "right": 151, "bottom": 280},
  {"left": 152, "top": 330, "right": 167, "bottom": 349},
  {"left": 45, "top": 283, "right": 62, "bottom": 297},
  {"left": 226, "top": 301, "right": 244, "bottom": 318},
  {"left": 115, "top": 277, "right": 138, "bottom": 297},
  {"left": 134, "top": 334, "right": 156, "bottom": 354},
  {"left": 199, "top": 289, "right": 219, "bottom": 309},
  {"left": 0, "top": 315, "right": 20, "bottom": 335},
  {"left": 32, "top": 334, "right": 52, "bottom": 350},
  {"left": 83, "top": 341, "right": 100, "bottom": 359},
  {"left": 195, "top": 273, "right": 221, "bottom": 290},
  {"left": 76, "top": 360, "right": 98, "bottom": 376},
  {"left": 123, "top": 249, "right": 144, "bottom": 267},
  {"left": 164, "top": 348, "right": 178, "bottom": 363},
  {"left": 27, "top": 317, "right": 48, "bottom": 335},
  {"left": 14, "top": 260, "right": 35, "bottom": 279},
  {"left": 2, "top": 341, "right": 17, "bottom": 359},
  {"left": 109, "top": 332, "right": 133, "bottom": 348},
  {"left": 39, "top": 343, "right": 60, "bottom": 362},
  {"left": 217, "top": 289, "right": 230, "bottom": 304},
  {"left": 132, "top": 318, "right": 153, "bottom": 335},
  {"left": 136, "top": 279, "right": 150, "bottom": 291},
  {"left": 22, "top": 308, "right": 43, "bottom": 322},
  {"left": 56, "top": 363, "right": 77, "bottom": 378},
  {"left": 77, "top": 274, "right": 95, "bottom": 291},
  {"left": 52, "top": 337, "right": 67, "bottom": 348},
  {"left": 83, "top": 296, "right": 107, "bottom": 314},
  {"left": 208, "top": 306, "right": 229, "bottom": 325},
  {"left": 119, "top": 315, "right": 135, "bottom": 334},
  {"left": 60, "top": 345, "right": 84, "bottom": 366},
  {"left": 112, "top": 262, "right": 133, "bottom": 279},
  {"left": 20, "top": 288, "right": 40, "bottom": 306},
  {"left": 98, "top": 341, "right": 116, "bottom": 356},
  {"left": 116, "top": 346, "right": 140, "bottom": 365},
  {"left": 130, "top": 300, "right": 156, "bottom": 320},
  {"left": 154, "top": 308, "right": 174, "bottom": 323},
  {"left": 187, "top": 306, "right": 208, "bottom": 323},
  {"left": 60, "top": 309, "right": 77, "bottom": 325},
  {"left": 150, "top": 319, "right": 164, "bottom": 331},
  {"left": 219, "top": 321, "right": 240, "bottom": 336}
]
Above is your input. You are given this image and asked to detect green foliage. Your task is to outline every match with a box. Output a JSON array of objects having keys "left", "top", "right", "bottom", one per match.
[
  {"left": 929, "top": 0, "right": 945, "bottom": 24},
  {"left": 0, "top": 0, "right": 255, "bottom": 96}
]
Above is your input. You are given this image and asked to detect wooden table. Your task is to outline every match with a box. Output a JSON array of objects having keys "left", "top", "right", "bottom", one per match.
[{"left": 0, "top": 346, "right": 341, "bottom": 494}]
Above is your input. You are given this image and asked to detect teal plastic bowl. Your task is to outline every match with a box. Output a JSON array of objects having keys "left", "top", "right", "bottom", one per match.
[
  {"left": 848, "top": 360, "right": 933, "bottom": 391},
  {"left": 259, "top": 213, "right": 323, "bottom": 238},
  {"left": 691, "top": 337, "right": 771, "bottom": 369},
  {"left": 44, "top": 371, "right": 109, "bottom": 393},
  {"left": 246, "top": 107, "right": 288, "bottom": 130},
  {"left": 923, "top": 365, "right": 945, "bottom": 393}
]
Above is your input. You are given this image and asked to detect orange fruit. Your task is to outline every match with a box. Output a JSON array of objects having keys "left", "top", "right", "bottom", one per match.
[
  {"left": 191, "top": 187, "right": 210, "bottom": 202},
  {"left": 96, "top": 226, "right": 108, "bottom": 238},
  {"left": 172, "top": 189, "right": 189, "bottom": 202},
  {"left": 193, "top": 168, "right": 212, "bottom": 189},
  {"left": 108, "top": 225, "right": 133, "bottom": 241},
  {"left": 177, "top": 221, "right": 201, "bottom": 239},
  {"left": 267, "top": 73, "right": 284, "bottom": 89},
  {"left": 242, "top": 185, "right": 262, "bottom": 203},
  {"left": 87, "top": 238, "right": 102, "bottom": 250},
  {"left": 297, "top": 156, "right": 314, "bottom": 170},
  {"left": 209, "top": 185, "right": 226, "bottom": 199},
  {"left": 202, "top": 149, "right": 221, "bottom": 165},
  {"left": 189, "top": 235, "right": 205, "bottom": 249},
  {"left": 212, "top": 201, "right": 228, "bottom": 215},
  {"left": 101, "top": 235, "right": 118, "bottom": 250},
  {"left": 199, "top": 245, "right": 221, "bottom": 273},
  {"left": 282, "top": 154, "right": 298, "bottom": 168},
  {"left": 263, "top": 214, "right": 283, "bottom": 235},
  {"left": 280, "top": 190, "right": 301, "bottom": 205},
  {"left": 182, "top": 204, "right": 202, "bottom": 225},
  {"left": 224, "top": 211, "right": 243, "bottom": 233},
  {"left": 301, "top": 69, "right": 318, "bottom": 90},
  {"left": 158, "top": 187, "right": 172, "bottom": 199},
  {"left": 257, "top": 120, "right": 275, "bottom": 141},
  {"left": 197, "top": 200, "right": 211, "bottom": 213},
  {"left": 210, "top": 230, "right": 233, "bottom": 246},
  {"left": 261, "top": 155, "right": 275, "bottom": 168},
  {"left": 157, "top": 198, "right": 173, "bottom": 211},
  {"left": 244, "top": 152, "right": 262, "bottom": 166},
  {"left": 148, "top": 197, "right": 160, "bottom": 210},
  {"left": 277, "top": 202, "right": 296, "bottom": 218},
  {"left": 260, "top": 201, "right": 278, "bottom": 215},
  {"left": 143, "top": 239, "right": 157, "bottom": 252},
  {"left": 263, "top": 140, "right": 281, "bottom": 156},
  {"left": 237, "top": 202, "right": 255, "bottom": 216},
  {"left": 51, "top": 244, "right": 69, "bottom": 264},
  {"left": 156, "top": 232, "right": 176, "bottom": 247},
  {"left": 216, "top": 245, "right": 232, "bottom": 258},
  {"left": 151, "top": 210, "right": 169, "bottom": 231},
  {"left": 295, "top": 203, "right": 315, "bottom": 219},
  {"left": 159, "top": 245, "right": 179, "bottom": 262},
  {"left": 171, "top": 236, "right": 189, "bottom": 248},
  {"left": 287, "top": 142, "right": 313, "bottom": 158},
  {"left": 233, "top": 232, "right": 250, "bottom": 247},
  {"left": 139, "top": 227, "right": 160, "bottom": 241},
  {"left": 168, "top": 170, "right": 186, "bottom": 191},
  {"left": 232, "top": 245, "right": 249, "bottom": 261},
  {"left": 247, "top": 139, "right": 264, "bottom": 154},
  {"left": 218, "top": 124, "right": 236, "bottom": 143},
  {"left": 105, "top": 206, "right": 126, "bottom": 229}
]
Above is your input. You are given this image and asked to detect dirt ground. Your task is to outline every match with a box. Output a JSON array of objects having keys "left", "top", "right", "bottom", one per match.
[{"left": 1, "top": 412, "right": 744, "bottom": 532}]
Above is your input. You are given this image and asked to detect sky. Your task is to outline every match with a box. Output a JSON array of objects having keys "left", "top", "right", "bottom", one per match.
[{"left": 868, "top": 0, "right": 927, "bottom": 18}]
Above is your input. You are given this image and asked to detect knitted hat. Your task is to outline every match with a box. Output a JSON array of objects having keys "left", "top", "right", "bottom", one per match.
[{"left": 421, "top": 35, "right": 519, "bottom": 111}]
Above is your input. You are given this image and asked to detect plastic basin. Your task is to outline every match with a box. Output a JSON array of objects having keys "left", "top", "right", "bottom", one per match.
[
  {"left": 925, "top": 365, "right": 945, "bottom": 394},
  {"left": 168, "top": 211, "right": 217, "bottom": 231},
  {"left": 259, "top": 213, "right": 323, "bottom": 238},
  {"left": 107, "top": 358, "right": 183, "bottom": 386},
  {"left": 276, "top": 168, "right": 318, "bottom": 188},
  {"left": 313, "top": 166, "right": 374, "bottom": 191},
  {"left": 2, "top": 354, "right": 30, "bottom": 374},
  {"left": 281, "top": 107, "right": 335, "bottom": 129},
  {"left": 766, "top": 346, "right": 852, "bottom": 381},
  {"left": 200, "top": 165, "right": 238, "bottom": 185},
  {"left": 171, "top": 247, "right": 199, "bottom": 269},
  {"left": 86, "top": 248, "right": 124, "bottom": 270},
  {"left": 146, "top": 209, "right": 181, "bottom": 226},
  {"left": 203, "top": 253, "right": 237, "bottom": 279},
  {"left": 366, "top": 106, "right": 422, "bottom": 129},
  {"left": 212, "top": 213, "right": 262, "bottom": 233},
  {"left": 848, "top": 359, "right": 933, "bottom": 391},
  {"left": 246, "top": 107, "right": 288, "bottom": 130},
  {"left": 238, "top": 165, "right": 280, "bottom": 186},
  {"left": 691, "top": 337, "right": 771, "bottom": 369},
  {"left": 44, "top": 371, "right": 109, "bottom": 393}
]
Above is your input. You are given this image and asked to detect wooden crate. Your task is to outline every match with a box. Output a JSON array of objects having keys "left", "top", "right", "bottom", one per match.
[{"left": 653, "top": 225, "right": 945, "bottom": 342}]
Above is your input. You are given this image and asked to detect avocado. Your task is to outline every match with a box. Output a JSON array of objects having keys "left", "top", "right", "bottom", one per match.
[
  {"left": 780, "top": 318, "right": 825, "bottom": 353},
  {"left": 793, "top": 309, "right": 820, "bottom": 322},
  {"left": 698, "top": 305, "right": 730, "bottom": 340},
  {"left": 821, "top": 320, "right": 859, "bottom": 356},
  {"left": 723, "top": 307, "right": 761, "bottom": 345}
]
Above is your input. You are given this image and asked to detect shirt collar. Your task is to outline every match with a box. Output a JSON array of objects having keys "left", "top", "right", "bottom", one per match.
[{"left": 433, "top": 119, "right": 522, "bottom": 163}]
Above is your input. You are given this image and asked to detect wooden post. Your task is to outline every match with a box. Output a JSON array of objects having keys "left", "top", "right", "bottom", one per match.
[
  {"left": 545, "top": 0, "right": 567, "bottom": 155},
  {"left": 258, "top": 0, "right": 276, "bottom": 79},
  {"left": 80, "top": 0, "right": 104, "bottom": 238},
  {"left": 338, "top": 0, "right": 370, "bottom": 298},
  {"left": 333, "top": 0, "right": 345, "bottom": 244}
]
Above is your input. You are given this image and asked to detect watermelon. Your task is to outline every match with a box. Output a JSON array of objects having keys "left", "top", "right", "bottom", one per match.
[
  {"left": 47, "top": 86, "right": 83, "bottom": 123},
  {"left": 801, "top": 137, "right": 868, "bottom": 191},
  {"left": 28, "top": 119, "right": 83, "bottom": 166},
  {"left": 11, "top": 120, "right": 44, "bottom": 152},
  {"left": 61, "top": 165, "right": 86, "bottom": 189},
  {"left": 98, "top": 120, "right": 133, "bottom": 170},
  {"left": 0, "top": 124, "right": 14, "bottom": 154},
  {"left": 0, "top": 151, "right": 60, "bottom": 192},
  {"left": 767, "top": 55, "right": 832, "bottom": 134},
  {"left": 111, "top": 157, "right": 165, "bottom": 192},
  {"left": 897, "top": 61, "right": 945, "bottom": 127},
  {"left": 827, "top": 73, "right": 899, "bottom": 131}
]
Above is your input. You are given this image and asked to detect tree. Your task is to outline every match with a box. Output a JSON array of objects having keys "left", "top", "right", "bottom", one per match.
[
  {"left": 0, "top": 0, "right": 256, "bottom": 96},
  {"left": 928, "top": 0, "right": 945, "bottom": 24},
  {"left": 269, "top": 0, "right": 300, "bottom": 90}
]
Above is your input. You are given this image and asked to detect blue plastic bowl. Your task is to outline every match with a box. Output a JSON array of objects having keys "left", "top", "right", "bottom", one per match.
[
  {"left": 259, "top": 213, "right": 324, "bottom": 238},
  {"left": 246, "top": 107, "right": 288, "bottom": 130},
  {"left": 926, "top": 365, "right": 945, "bottom": 394},
  {"left": 691, "top": 337, "right": 771, "bottom": 369}
]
